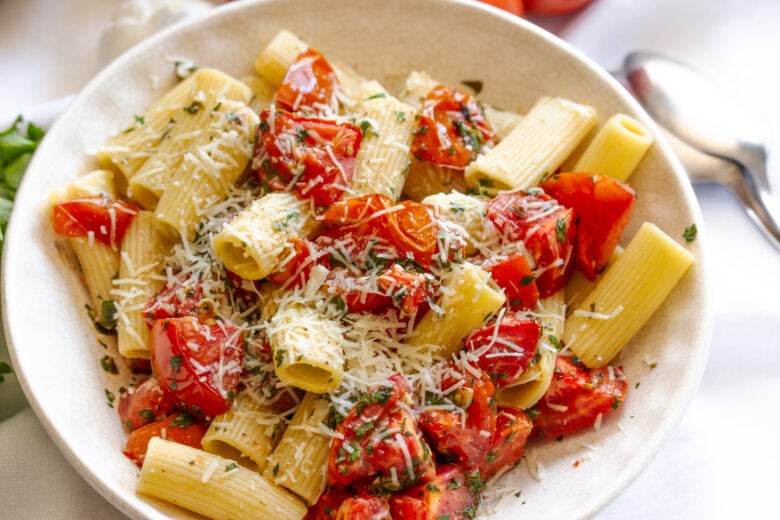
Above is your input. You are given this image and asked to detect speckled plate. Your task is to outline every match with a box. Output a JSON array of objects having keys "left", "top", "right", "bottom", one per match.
[{"left": 2, "top": 0, "right": 712, "bottom": 518}]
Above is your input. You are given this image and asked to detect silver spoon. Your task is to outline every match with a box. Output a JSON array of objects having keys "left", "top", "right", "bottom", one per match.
[{"left": 615, "top": 51, "right": 780, "bottom": 250}]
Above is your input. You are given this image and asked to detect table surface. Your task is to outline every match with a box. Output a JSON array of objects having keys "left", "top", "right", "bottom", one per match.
[{"left": 2, "top": 1, "right": 779, "bottom": 519}]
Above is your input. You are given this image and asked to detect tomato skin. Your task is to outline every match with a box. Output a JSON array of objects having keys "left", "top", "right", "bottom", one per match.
[
  {"left": 478, "top": 0, "right": 525, "bottom": 16},
  {"left": 486, "top": 191, "right": 577, "bottom": 297},
  {"left": 418, "top": 364, "right": 496, "bottom": 470},
  {"left": 51, "top": 196, "right": 139, "bottom": 248},
  {"left": 541, "top": 172, "right": 636, "bottom": 280},
  {"left": 377, "top": 264, "right": 433, "bottom": 314},
  {"left": 525, "top": 0, "right": 593, "bottom": 16},
  {"left": 334, "top": 496, "right": 391, "bottom": 520},
  {"left": 268, "top": 238, "right": 319, "bottom": 288},
  {"left": 275, "top": 48, "right": 338, "bottom": 114},
  {"left": 464, "top": 316, "right": 541, "bottom": 387},
  {"left": 484, "top": 253, "right": 540, "bottom": 310},
  {"left": 143, "top": 276, "right": 208, "bottom": 329},
  {"left": 117, "top": 376, "right": 178, "bottom": 431},
  {"left": 479, "top": 407, "right": 533, "bottom": 478},
  {"left": 390, "top": 464, "right": 479, "bottom": 520},
  {"left": 122, "top": 413, "right": 207, "bottom": 467},
  {"left": 149, "top": 316, "right": 244, "bottom": 418},
  {"left": 319, "top": 194, "right": 440, "bottom": 269},
  {"left": 532, "top": 355, "right": 628, "bottom": 437},
  {"left": 411, "top": 85, "right": 496, "bottom": 170},
  {"left": 258, "top": 109, "right": 362, "bottom": 207},
  {"left": 304, "top": 488, "right": 352, "bottom": 520},
  {"left": 328, "top": 374, "right": 435, "bottom": 490}
]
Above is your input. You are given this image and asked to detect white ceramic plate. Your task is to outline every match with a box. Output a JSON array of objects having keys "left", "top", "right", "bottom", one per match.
[{"left": 2, "top": 0, "right": 712, "bottom": 518}]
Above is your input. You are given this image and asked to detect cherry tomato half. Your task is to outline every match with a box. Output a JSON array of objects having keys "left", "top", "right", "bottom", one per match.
[
  {"left": 275, "top": 48, "right": 339, "bottom": 114},
  {"left": 532, "top": 355, "right": 628, "bottom": 437},
  {"left": 541, "top": 172, "right": 636, "bottom": 280},
  {"left": 123, "top": 413, "right": 207, "bottom": 467},
  {"left": 390, "top": 464, "right": 479, "bottom": 520},
  {"left": 464, "top": 315, "right": 541, "bottom": 387},
  {"left": 117, "top": 375, "right": 178, "bottom": 431},
  {"left": 479, "top": 407, "right": 533, "bottom": 479},
  {"left": 258, "top": 109, "right": 362, "bottom": 207},
  {"left": 411, "top": 84, "right": 496, "bottom": 170},
  {"left": 484, "top": 253, "right": 540, "bottom": 310},
  {"left": 525, "top": 0, "right": 594, "bottom": 16},
  {"left": 51, "top": 196, "right": 139, "bottom": 249},
  {"left": 149, "top": 316, "right": 244, "bottom": 418}
]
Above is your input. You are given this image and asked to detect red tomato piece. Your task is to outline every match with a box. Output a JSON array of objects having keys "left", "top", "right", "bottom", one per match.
[
  {"left": 275, "top": 48, "right": 339, "bottom": 114},
  {"left": 268, "top": 238, "right": 319, "bottom": 288},
  {"left": 335, "top": 496, "right": 391, "bottom": 520},
  {"left": 390, "top": 464, "right": 479, "bottom": 520},
  {"left": 486, "top": 191, "right": 577, "bottom": 297},
  {"left": 304, "top": 487, "right": 352, "bottom": 520},
  {"left": 143, "top": 275, "right": 208, "bottom": 329},
  {"left": 464, "top": 315, "right": 541, "bottom": 388},
  {"left": 478, "top": 0, "right": 525, "bottom": 16},
  {"left": 377, "top": 264, "right": 433, "bottom": 314},
  {"left": 149, "top": 316, "right": 244, "bottom": 418},
  {"left": 319, "top": 194, "right": 440, "bottom": 268},
  {"left": 524, "top": 0, "right": 594, "bottom": 16},
  {"left": 418, "top": 364, "right": 496, "bottom": 470},
  {"left": 479, "top": 407, "right": 533, "bottom": 478},
  {"left": 532, "top": 355, "right": 628, "bottom": 437},
  {"left": 257, "top": 109, "right": 362, "bottom": 207},
  {"left": 484, "top": 253, "right": 540, "bottom": 310},
  {"left": 411, "top": 84, "right": 496, "bottom": 170},
  {"left": 541, "top": 172, "right": 637, "bottom": 280},
  {"left": 325, "top": 268, "right": 394, "bottom": 314},
  {"left": 122, "top": 413, "right": 207, "bottom": 467},
  {"left": 118, "top": 376, "right": 178, "bottom": 431},
  {"left": 51, "top": 196, "right": 139, "bottom": 249},
  {"left": 328, "top": 374, "right": 435, "bottom": 490}
]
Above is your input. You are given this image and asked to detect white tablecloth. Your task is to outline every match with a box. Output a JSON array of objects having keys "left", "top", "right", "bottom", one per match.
[{"left": 2, "top": 1, "right": 779, "bottom": 518}]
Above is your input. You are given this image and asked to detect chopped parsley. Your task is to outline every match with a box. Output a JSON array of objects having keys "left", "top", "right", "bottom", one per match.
[
  {"left": 183, "top": 101, "right": 204, "bottom": 115},
  {"left": 169, "top": 355, "right": 183, "bottom": 373},
  {"left": 100, "top": 355, "right": 118, "bottom": 375},
  {"left": 556, "top": 217, "right": 567, "bottom": 242},
  {"left": 0, "top": 361, "right": 12, "bottom": 383},
  {"left": 683, "top": 223, "right": 697, "bottom": 242}
]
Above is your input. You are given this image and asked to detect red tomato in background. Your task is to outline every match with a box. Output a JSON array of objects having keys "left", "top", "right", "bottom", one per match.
[
  {"left": 257, "top": 109, "right": 362, "bottom": 207},
  {"left": 532, "top": 355, "right": 627, "bottom": 437},
  {"left": 486, "top": 191, "right": 577, "bottom": 297},
  {"left": 334, "top": 496, "right": 391, "bottom": 520},
  {"left": 418, "top": 364, "right": 496, "bottom": 470},
  {"left": 149, "top": 316, "right": 244, "bottom": 418},
  {"left": 390, "top": 464, "right": 479, "bottom": 520},
  {"left": 541, "top": 172, "right": 636, "bottom": 280},
  {"left": 122, "top": 413, "right": 207, "bottom": 467},
  {"left": 484, "top": 253, "right": 540, "bottom": 310},
  {"left": 479, "top": 407, "right": 533, "bottom": 478},
  {"left": 117, "top": 376, "right": 177, "bottom": 431},
  {"left": 319, "top": 194, "right": 440, "bottom": 268},
  {"left": 464, "top": 315, "right": 540, "bottom": 387},
  {"left": 524, "top": 0, "right": 594, "bottom": 16},
  {"left": 478, "top": 0, "right": 525, "bottom": 16},
  {"left": 275, "top": 47, "right": 339, "bottom": 113},
  {"left": 328, "top": 374, "right": 435, "bottom": 490},
  {"left": 411, "top": 84, "right": 496, "bottom": 170},
  {"left": 51, "top": 196, "right": 139, "bottom": 249}
]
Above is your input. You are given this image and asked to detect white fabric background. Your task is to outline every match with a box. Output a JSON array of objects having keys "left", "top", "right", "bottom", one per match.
[{"left": 1, "top": 0, "right": 778, "bottom": 518}]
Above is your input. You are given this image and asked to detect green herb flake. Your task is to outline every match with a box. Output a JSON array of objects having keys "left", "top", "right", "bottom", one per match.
[
  {"left": 0, "top": 361, "right": 13, "bottom": 383},
  {"left": 171, "top": 414, "right": 194, "bottom": 428},
  {"left": 170, "top": 355, "right": 183, "bottom": 373},
  {"left": 100, "top": 355, "right": 118, "bottom": 374},
  {"left": 105, "top": 389, "right": 116, "bottom": 408},
  {"left": 683, "top": 224, "right": 698, "bottom": 242},
  {"left": 367, "top": 92, "right": 387, "bottom": 100},
  {"left": 138, "top": 409, "right": 155, "bottom": 420},
  {"left": 183, "top": 101, "right": 204, "bottom": 115},
  {"left": 225, "top": 462, "right": 238, "bottom": 472},
  {"left": 556, "top": 217, "right": 567, "bottom": 242}
]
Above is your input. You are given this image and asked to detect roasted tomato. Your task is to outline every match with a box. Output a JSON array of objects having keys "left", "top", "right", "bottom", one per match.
[
  {"left": 122, "top": 413, "right": 207, "bottom": 467},
  {"left": 532, "top": 355, "right": 628, "bottom": 438},
  {"left": 304, "top": 487, "right": 352, "bottom": 520},
  {"left": 117, "top": 375, "right": 178, "bottom": 431},
  {"left": 390, "top": 464, "right": 479, "bottom": 520},
  {"left": 143, "top": 275, "right": 208, "bottom": 328},
  {"left": 486, "top": 191, "right": 577, "bottom": 297},
  {"left": 268, "top": 238, "right": 319, "bottom": 288},
  {"left": 484, "top": 253, "right": 540, "bottom": 310},
  {"left": 478, "top": 0, "right": 525, "bottom": 16},
  {"left": 541, "top": 172, "right": 636, "bottom": 280},
  {"left": 51, "top": 196, "right": 139, "bottom": 249},
  {"left": 149, "top": 316, "right": 244, "bottom": 418},
  {"left": 479, "top": 407, "right": 533, "bottom": 478},
  {"left": 418, "top": 363, "right": 496, "bottom": 470},
  {"left": 411, "top": 84, "right": 496, "bottom": 170},
  {"left": 324, "top": 268, "right": 394, "bottom": 314},
  {"left": 524, "top": 0, "right": 593, "bottom": 16},
  {"left": 275, "top": 48, "right": 339, "bottom": 114},
  {"left": 319, "top": 194, "right": 440, "bottom": 268},
  {"left": 257, "top": 109, "right": 362, "bottom": 207},
  {"left": 377, "top": 264, "right": 433, "bottom": 314},
  {"left": 464, "top": 315, "right": 541, "bottom": 388},
  {"left": 328, "top": 374, "right": 435, "bottom": 490},
  {"left": 335, "top": 496, "right": 391, "bottom": 520}
]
